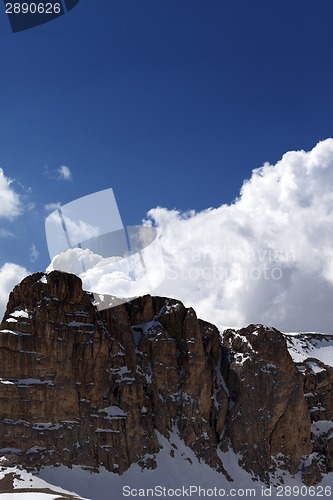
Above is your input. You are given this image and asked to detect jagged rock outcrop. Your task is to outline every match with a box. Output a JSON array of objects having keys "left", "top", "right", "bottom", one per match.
[
  {"left": 222, "top": 324, "right": 313, "bottom": 483},
  {"left": 296, "top": 354, "right": 333, "bottom": 483},
  {"left": 0, "top": 271, "right": 228, "bottom": 475},
  {"left": 0, "top": 272, "right": 331, "bottom": 485}
]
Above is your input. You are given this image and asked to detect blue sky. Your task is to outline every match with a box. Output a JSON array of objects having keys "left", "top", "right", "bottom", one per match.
[{"left": 1, "top": 1, "right": 333, "bottom": 331}]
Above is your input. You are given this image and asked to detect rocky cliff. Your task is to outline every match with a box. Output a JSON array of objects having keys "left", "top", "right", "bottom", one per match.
[{"left": 0, "top": 271, "right": 332, "bottom": 485}]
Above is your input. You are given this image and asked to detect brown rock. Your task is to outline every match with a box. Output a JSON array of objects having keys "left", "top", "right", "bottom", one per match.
[
  {"left": 295, "top": 355, "right": 333, "bottom": 478},
  {"left": 1, "top": 272, "right": 331, "bottom": 486},
  {"left": 0, "top": 271, "right": 228, "bottom": 475},
  {"left": 222, "top": 324, "right": 313, "bottom": 482}
]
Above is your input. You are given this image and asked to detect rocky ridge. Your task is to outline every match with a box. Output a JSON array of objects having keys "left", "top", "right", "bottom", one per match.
[{"left": 0, "top": 271, "right": 332, "bottom": 486}]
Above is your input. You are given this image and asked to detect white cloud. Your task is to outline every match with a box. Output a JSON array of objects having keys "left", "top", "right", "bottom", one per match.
[
  {"left": 0, "top": 168, "right": 22, "bottom": 219},
  {"left": 44, "top": 202, "right": 61, "bottom": 212},
  {"left": 47, "top": 248, "right": 104, "bottom": 276},
  {"left": 47, "top": 246, "right": 162, "bottom": 300},
  {"left": 45, "top": 211, "right": 100, "bottom": 250},
  {"left": 58, "top": 165, "right": 72, "bottom": 181},
  {"left": 43, "top": 165, "right": 72, "bottom": 182},
  {"left": 0, "top": 169, "right": 31, "bottom": 319},
  {"left": 46, "top": 139, "right": 333, "bottom": 333},
  {"left": 0, "top": 263, "right": 29, "bottom": 321},
  {"left": 29, "top": 244, "right": 39, "bottom": 262},
  {"left": 143, "top": 139, "right": 333, "bottom": 332},
  {"left": 0, "top": 229, "right": 14, "bottom": 238}
]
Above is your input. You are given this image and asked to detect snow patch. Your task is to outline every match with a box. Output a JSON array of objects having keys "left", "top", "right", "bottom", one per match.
[
  {"left": 98, "top": 406, "right": 127, "bottom": 419},
  {"left": 311, "top": 420, "right": 333, "bottom": 436},
  {"left": 285, "top": 333, "right": 333, "bottom": 368},
  {"left": 10, "top": 310, "right": 29, "bottom": 319}
]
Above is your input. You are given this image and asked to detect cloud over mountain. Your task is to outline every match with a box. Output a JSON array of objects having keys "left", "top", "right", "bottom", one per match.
[
  {"left": 0, "top": 168, "right": 29, "bottom": 320},
  {"left": 44, "top": 139, "right": 333, "bottom": 333},
  {"left": 0, "top": 263, "right": 29, "bottom": 320},
  {"left": 146, "top": 139, "right": 333, "bottom": 332}
]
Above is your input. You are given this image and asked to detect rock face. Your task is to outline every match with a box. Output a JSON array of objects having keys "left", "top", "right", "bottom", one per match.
[
  {"left": 0, "top": 271, "right": 331, "bottom": 484},
  {"left": 0, "top": 271, "right": 228, "bottom": 475},
  {"left": 222, "top": 325, "right": 313, "bottom": 482},
  {"left": 284, "top": 333, "right": 333, "bottom": 484}
]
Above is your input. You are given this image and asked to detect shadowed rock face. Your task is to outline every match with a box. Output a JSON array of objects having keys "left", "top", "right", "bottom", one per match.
[{"left": 0, "top": 272, "right": 330, "bottom": 484}]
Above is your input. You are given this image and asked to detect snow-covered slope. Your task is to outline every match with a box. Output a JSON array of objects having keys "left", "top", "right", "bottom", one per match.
[
  {"left": 1, "top": 429, "right": 333, "bottom": 499},
  {"left": 61, "top": 330, "right": 333, "bottom": 500},
  {"left": 38, "top": 431, "right": 333, "bottom": 500},
  {"left": 285, "top": 331, "right": 333, "bottom": 367},
  {"left": 0, "top": 462, "right": 88, "bottom": 499}
]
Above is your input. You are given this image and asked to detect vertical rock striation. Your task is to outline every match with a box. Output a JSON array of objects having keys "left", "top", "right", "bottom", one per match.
[
  {"left": 0, "top": 271, "right": 227, "bottom": 474},
  {"left": 222, "top": 324, "right": 313, "bottom": 482},
  {"left": 0, "top": 272, "right": 330, "bottom": 485}
]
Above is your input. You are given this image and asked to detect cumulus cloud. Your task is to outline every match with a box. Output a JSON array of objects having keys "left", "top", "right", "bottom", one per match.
[
  {"left": 0, "top": 168, "right": 22, "bottom": 219},
  {"left": 145, "top": 139, "right": 333, "bottom": 332},
  {"left": 48, "top": 139, "right": 333, "bottom": 333},
  {"left": 44, "top": 165, "right": 72, "bottom": 181},
  {"left": 58, "top": 165, "right": 72, "bottom": 181},
  {"left": 48, "top": 248, "right": 104, "bottom": 276},
  {"left": 0, "top": 169, "right": 31, "bottom": 319},
  {"left": 29, "top": 244, "right": 39, "bottom": 262},
  {"left": 0, "top": 263, "right": 29, "bottom": 320},
  {"left": 47, "top": 245, "right": 164, "bottom": 301}
]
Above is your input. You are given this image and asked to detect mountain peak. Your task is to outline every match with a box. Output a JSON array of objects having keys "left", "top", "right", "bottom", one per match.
[{"left": 0, "top": 271, "right": 332, "bottom": 492}]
